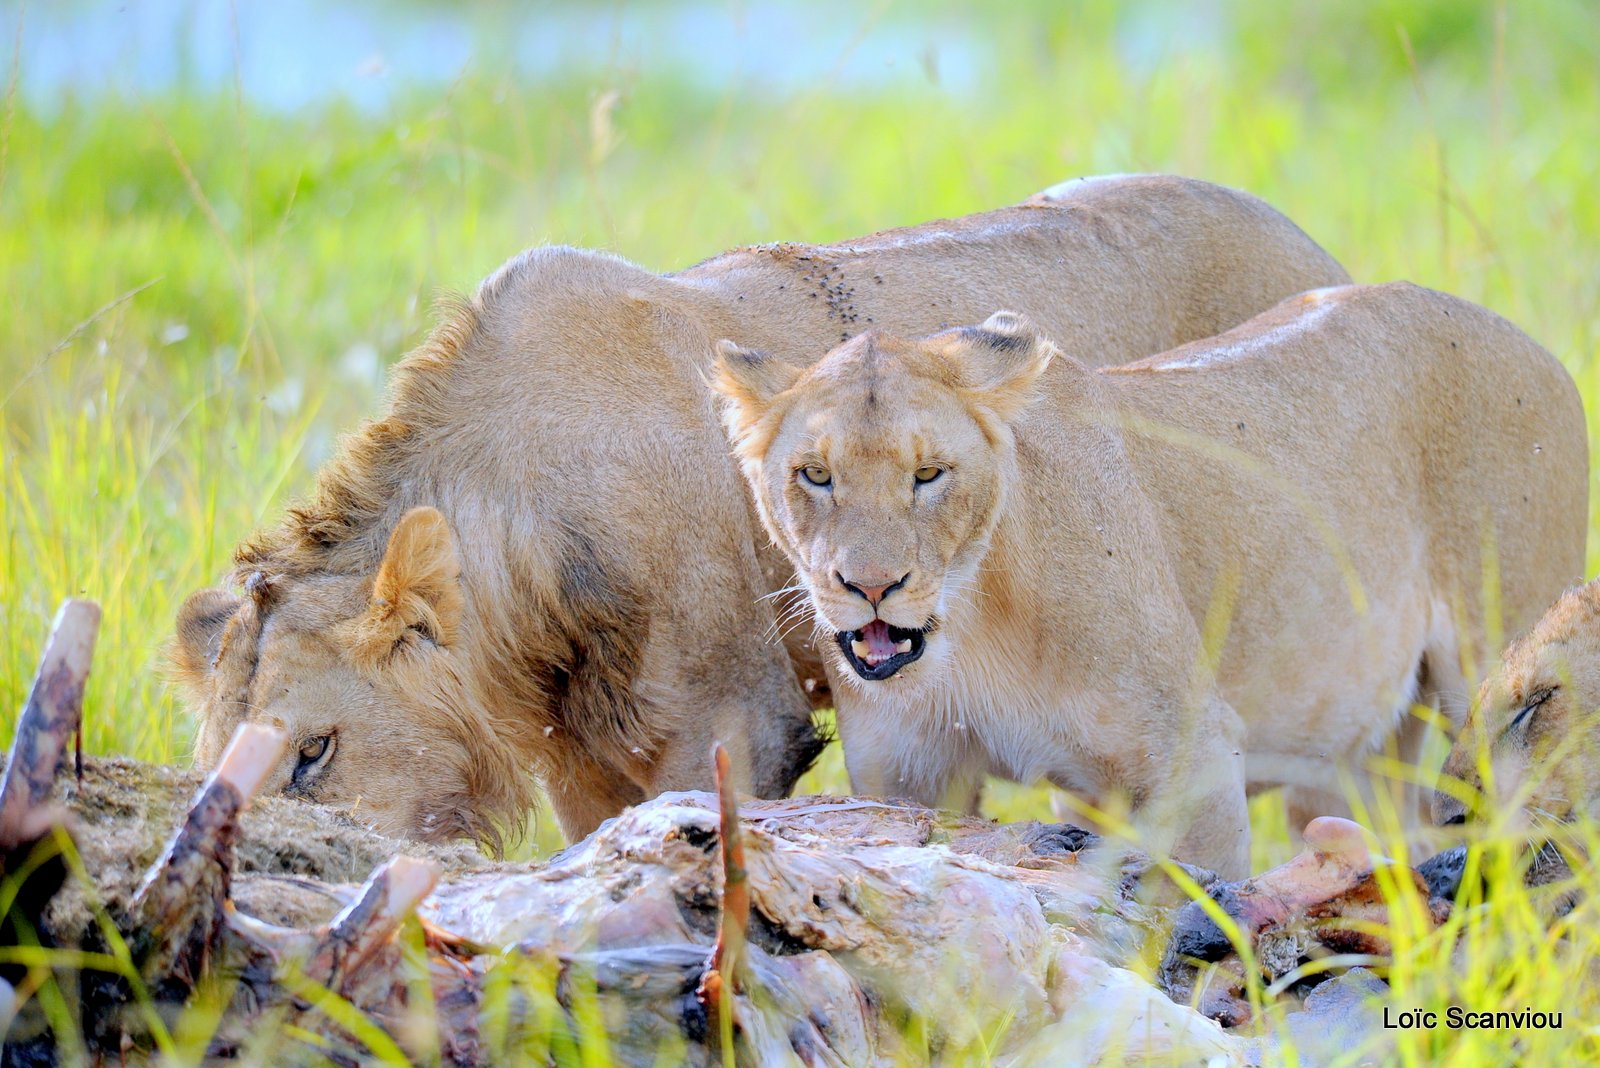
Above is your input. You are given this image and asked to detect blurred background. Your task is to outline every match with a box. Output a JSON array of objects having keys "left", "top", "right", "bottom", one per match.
[{"left": 2, "top": 1, "right": 1597, "bottom": 853}]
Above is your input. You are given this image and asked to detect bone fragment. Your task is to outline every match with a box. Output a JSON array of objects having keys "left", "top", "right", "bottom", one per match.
[{"left": 0, "top": 600, "right": 99, "bottom": 848}]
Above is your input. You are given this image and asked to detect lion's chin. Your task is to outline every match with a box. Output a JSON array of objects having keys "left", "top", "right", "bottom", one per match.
[{"left": 835, "top": 619, "right": 929, "bottom": 681}]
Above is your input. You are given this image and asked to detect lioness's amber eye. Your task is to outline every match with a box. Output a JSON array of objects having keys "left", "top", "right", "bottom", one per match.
[
  {"left": 800, "top": 465, "right": 832, "bottom": 487},
  {"left": 290, "top": 735, "right": 336, "bottom": 794},
  {"left": 914, "top": 465, "right": 944, "bottom": 484}
]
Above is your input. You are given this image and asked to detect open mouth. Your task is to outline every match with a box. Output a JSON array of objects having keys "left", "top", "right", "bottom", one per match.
[{"left": 836, "top": 619, "right": 927, "bottom": 681}]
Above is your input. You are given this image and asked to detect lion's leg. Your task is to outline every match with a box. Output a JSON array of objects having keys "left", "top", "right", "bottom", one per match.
[
  {"left": 1157, "top": 750, "right": 1251, "bottom": 880},
  {"left": 640, "top": 705, "right": 799, "bottom": 801},
  {"left": 915, "top": 761, "right": 986, "bottom": 814},
  {"left": 1122, "top": 697, "right": 1252, "bottom": 879},
  {"left": 953, "top": 773, "right": 985, "bottom": 816},
  {"left": 630, "top": 644, "right": 822, "bottom": 803},
  {"left": 838, "top": 704, "right": 908, "bottom": 799},
  {"left": 837, "top": 699, "right": 971, "bottom": 805},
  {"left": 1167, "top": 779, "right": 1251, "bottom": 880},
  {"left": 1390, "top": 646, "right": 1468, "bottom": 841},
  {"left": 1382, "top": 705, "right": 1434, "bottom": 826},
  {"left": 1284, "top": 786, "right": 1350, "bottom": 835},
  {"left": 1328, "top": 651, "right": 1462, "bottom": 843},
  {"left": 544, "top": 752, "right": 647, "bottom": 842},
  {"left": 1283, "top": 647, "right": 1458, "bottom": 843}
]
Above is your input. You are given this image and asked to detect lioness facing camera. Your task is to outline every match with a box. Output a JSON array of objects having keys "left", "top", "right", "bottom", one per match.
[{"left": 714, "top": 284, "right": 1586, "bottom": 875}]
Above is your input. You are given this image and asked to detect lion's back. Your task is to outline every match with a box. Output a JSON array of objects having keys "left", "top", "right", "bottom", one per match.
[
  {"left": 1102, "top": 281, "right": 1586, "bottom": 671},
  {"left": 678, "top": 174, "right": 1350, "bottom": 366}
]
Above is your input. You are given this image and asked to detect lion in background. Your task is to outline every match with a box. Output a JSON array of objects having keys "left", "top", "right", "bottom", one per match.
[
  {"left": 713, "top": 286, "right": 1585, "bottom": 875},
  {"left": 171, "top": 175, "right": 1351, "bottom": 848},
  {"left": 1437, "top": 579, "right": 1600, "bottom": 831}
]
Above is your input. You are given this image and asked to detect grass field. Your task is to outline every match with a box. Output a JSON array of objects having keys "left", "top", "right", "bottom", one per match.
[{"left": 4, "top": 0, "right": 1600, "bottom": 1063}]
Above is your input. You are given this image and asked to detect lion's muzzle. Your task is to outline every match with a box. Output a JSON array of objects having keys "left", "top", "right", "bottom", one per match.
[{"left": 836, "top": 619, "right": 928, "bottom": 681}]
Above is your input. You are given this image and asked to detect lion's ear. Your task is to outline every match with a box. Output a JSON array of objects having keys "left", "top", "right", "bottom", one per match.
[
  {"left": 712, "top": 340, "right": 801, "bottom": 416},
  {"left": 369, "top": 507, "right": 464, "bottom": 647},
  {"left": 953, "top": 311, "right": 1058, "bottom": 422},
  {"left": 711, "top": 340, "right": 803, "bottom": 458},
  {"left": 172, "top": 588, "right": 242, "bottom": 685}
]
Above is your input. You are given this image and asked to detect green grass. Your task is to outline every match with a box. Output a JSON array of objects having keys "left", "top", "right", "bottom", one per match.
[{"left": 4, "top": 0, "right": 1600, "bottom": 1063}]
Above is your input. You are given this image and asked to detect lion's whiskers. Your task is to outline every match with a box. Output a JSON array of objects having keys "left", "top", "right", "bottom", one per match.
[
  {"left": 764, "top": 595, "right": 819, "bottom": 648},
  {"left": 757, "top": 581, "right": 813, "bottom": 604}
]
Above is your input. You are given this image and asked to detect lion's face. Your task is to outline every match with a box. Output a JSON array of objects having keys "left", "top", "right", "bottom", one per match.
[
  {"left": 1437, "top": 581, "right": 1600, "bottom": 829},
  {"left": 714, "top": 312, "right": 1055, "bottom": 687},
  {"left": 174, "top": 508, "right": 526, "bottom": 848}
]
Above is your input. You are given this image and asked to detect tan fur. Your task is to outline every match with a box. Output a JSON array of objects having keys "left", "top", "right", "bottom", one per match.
[
  {"left": 174, "top": 175, "right": 1351, "bottom": 847},
  {"left": 715, "top": 285, "right": 1587, "bottom": 876},
  {"left": 1436, "top": 580, "right": 1600, "bottom": 828}
]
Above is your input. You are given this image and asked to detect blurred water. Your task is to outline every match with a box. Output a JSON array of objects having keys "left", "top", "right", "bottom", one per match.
[{"left": 10, "top": 0, "right": 992, "bottom": 111}]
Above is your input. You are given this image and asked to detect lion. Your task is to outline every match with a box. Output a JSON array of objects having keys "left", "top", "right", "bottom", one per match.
[
  {"left": 712, "top": 284, "right": 1586, "bottom": 876},
  {"left": 172, "top": 175, "right": 1352, "bottom": 848},
  {"left": 1435, "top": 579, "right": 1600, "bottom": 829}
]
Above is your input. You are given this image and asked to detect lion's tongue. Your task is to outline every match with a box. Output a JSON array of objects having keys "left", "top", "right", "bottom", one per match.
[{"left": 858, "top": 620, "right": 897, "bottom": 666}]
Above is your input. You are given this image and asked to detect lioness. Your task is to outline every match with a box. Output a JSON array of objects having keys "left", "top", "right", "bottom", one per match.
[
  {"left": 1435, "top": 579, "right": 1600, "bottom": 828},
  {"left": 713, "top": 284, "right": 1586, "bottom": 875},
  {"left": 173, "top": 175, "right": 1351, "bottom": 847}
]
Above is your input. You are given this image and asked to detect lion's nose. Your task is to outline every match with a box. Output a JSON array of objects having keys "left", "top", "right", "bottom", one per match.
[
  {"left": 838, "top": 572, "right": 909, "bottom": 607},
  {"left": 1432, "top": 790, "right": 1468, "bottom": 827}
]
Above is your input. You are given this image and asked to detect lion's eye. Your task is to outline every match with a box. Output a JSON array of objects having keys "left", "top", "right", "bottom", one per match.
[
  {"left": 1508, "top": 687, "right": 1557, "bottom": 734},
  {"left": 799, "top": 465, "right": 832, "bottom": 487},
  {"left": 914, "top": 465, "right": 944, "bottom": 484},
  {"left": 297, "top": 735, "right": 332, "bottom": 769},
  {"left": 288, "top": 734, "right": 336, "bottom": 798}
]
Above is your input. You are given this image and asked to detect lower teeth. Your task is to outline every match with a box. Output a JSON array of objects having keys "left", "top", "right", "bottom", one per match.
[{"left": 848, "top": 632, "right": 919, "bottom": 669}]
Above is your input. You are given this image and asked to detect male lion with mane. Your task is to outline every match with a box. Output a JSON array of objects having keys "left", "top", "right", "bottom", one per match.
[
  {"left": 174, "top": 175, "right": 1350, "bottom": 848},
  {"left": 713, "top": 284, "right": 1585, "bottom": 875}
]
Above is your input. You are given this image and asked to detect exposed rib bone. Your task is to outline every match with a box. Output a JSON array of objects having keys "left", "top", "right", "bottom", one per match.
[
  {"left": 223, "top": 907, "right": 317, "bottom": 961},
  {"left": 1, "top": 601, "right": 100, "bottom": 1019},
  {"left": 129, "top": 723, "right": 289, "bottom": 987},
  {"left": 0, "top": 600, "right": 100, "bottom": 850},
  {"left": 305, "top": 855, "right": 440, "bottom": 991}
]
